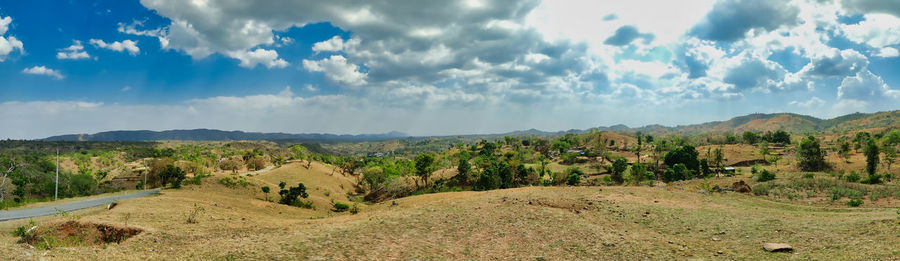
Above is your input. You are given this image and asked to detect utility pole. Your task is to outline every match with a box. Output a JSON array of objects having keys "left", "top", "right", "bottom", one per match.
[{"left": 55, "top": 149, "right": 59, "bottom": 201}]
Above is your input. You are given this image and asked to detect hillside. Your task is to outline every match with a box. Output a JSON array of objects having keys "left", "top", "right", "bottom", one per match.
[{"left": 634, "top": 110, "right": 900, "bottom": 136}]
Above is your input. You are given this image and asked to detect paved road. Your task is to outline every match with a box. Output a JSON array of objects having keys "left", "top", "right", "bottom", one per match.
[{"left": 0, "top": 189, "right": 160, "bottom": 222}]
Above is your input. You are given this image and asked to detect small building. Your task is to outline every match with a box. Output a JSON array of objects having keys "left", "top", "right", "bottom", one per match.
[{"left": 723, "top": 167, "right": 736, "bottom": 174}]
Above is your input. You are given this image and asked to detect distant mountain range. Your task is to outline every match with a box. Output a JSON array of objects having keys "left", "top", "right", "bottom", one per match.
[
  {"left": 43, "top": 129, "right": 410, "bottom": 142},
  {"left": 42, "top": 110, "right": 898, "bottom": 141}
]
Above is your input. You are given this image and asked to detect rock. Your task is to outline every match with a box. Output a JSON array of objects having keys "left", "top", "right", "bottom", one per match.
[
  {"left": 107, "top": 202, "right": 118, "bottom": 210},
  {"left": 712, "top": 237, "right": 720, "bottom": 241},
  {"left": 603, "top": 242, "right": 615, "bottom": 247},
  {"left": 732, "top": 180, "right": 753, "bottom": 193},
  {"left": 763, "top": 243, "right": 793, "bottom": 252},
  {"left": 717, "top": 250, "right": 724, "bottom": 255},
  {"left": 699, "top": 190, "right": 708, "bottom": 195}
]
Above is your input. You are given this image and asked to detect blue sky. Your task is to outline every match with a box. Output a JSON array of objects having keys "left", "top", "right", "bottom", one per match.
[{"left": 1, "top": 0, "right": 899, "bottom": 139}]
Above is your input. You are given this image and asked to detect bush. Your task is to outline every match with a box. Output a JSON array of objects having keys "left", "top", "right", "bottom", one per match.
[
  {"left": 560, "top": 153, "right": 578, "bottom": 165},
  {"left": 333, "top": 202, "right": 350, "bottom": 212},
  {"left": 565, "top": 167, "right": 583, "bottom": 186},
  {"left": 349, "top": 203, "right": 359, "bottom": 214},
  {"left": 847, "top": 198, "right": 863, "bottom": 207},
  {"left": 846, "top": 172, "right": 861, "bottom": 183},
  {"left": 861, "top": 174, "right": 882, "bottom": 185},
  {"left": 803, "top": 173, "right": 815, "bottom": 179},
  {"left": 219, "top": 176, "right": 252, "bottom": 188},
  {"left": 611, "top": 158, "right": 627, "bottom": 184},
  {"left": 757, "top": 170, "right": 776, "bottom": 182},
  {"left": 751, "top": 164, "right": 760, "bottom": 175}
]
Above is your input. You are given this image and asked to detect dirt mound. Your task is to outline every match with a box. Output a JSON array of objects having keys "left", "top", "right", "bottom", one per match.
[
  {"left": 732, "top": 180, "right": 752, "bottom": 193},
  {"left": 20, "top": 221, "right": 142, "bottom": 248}
]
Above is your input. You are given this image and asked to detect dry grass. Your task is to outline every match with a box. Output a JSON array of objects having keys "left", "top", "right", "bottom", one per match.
[{"left": 2, "top": 160, "right": 899, "bottom": 260}]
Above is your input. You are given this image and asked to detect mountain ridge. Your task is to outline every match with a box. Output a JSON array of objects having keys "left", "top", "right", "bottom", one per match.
[{"left": 42, "top": 110, "right": 899, "bottom": 141}]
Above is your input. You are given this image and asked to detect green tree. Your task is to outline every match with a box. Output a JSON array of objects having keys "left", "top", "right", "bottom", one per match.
[
  {"left": 456, "top": 158, "right": 471, "bottom": 185},
  {"left": 797, "top": 135, "right": 826, "bottom": 171},
  {"left": 663, "top": 163, "right": 689, "bottom": 182},
  {"left": 864, "top": 139, "right": 879, "bottom": 178},
  {"left": 160, "top": 165, "right": 186, "bottom": 188},
  {"left": 551, "top": 139, "right": 571, "bottom": 154},
  {"left": 854, "top": 132, "right": 871, "bottom": 152},
  {"left": 664, "top": 145, "right": 700, "bottom": 174},
  {"left": 362, "top": 166, "right": 387, "bottom": 190},
  {"left": 699, "top": 159, "right": 711, "bottom": 178},
  {"left": 713, "top": 147, "right": 725, "bottom": 173},
  {"left": 759, "top": 141, "right": 770, "bottom": 162},
  {"left": 742, "top": 131, "right": 759, "bottom": 144},
  {"left": 611, "top": 158, "right": 627, "bottom": 184},
  {"left": 883, "top": 144, "right": 896, "bottom": 171},
  {"left": 415, "top": 153, "right": 435, "bottom": 188},
  {"left": 630, "top": 162, "right": 648, "bottom": 185},
  {"left": 838, "top": 140, "right": 851, "bottom": 162},
  {"left": 278, "top": 183, "right": 309, "bottom": 206},
  {"left": 635, "top": 132, "right": 643, "bottom": 163},
  {"left": 497, "top": 160, "right": 512, "bottom": 189}
]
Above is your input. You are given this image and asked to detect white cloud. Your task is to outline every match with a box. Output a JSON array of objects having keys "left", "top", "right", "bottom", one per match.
[
  {"left": 874, "top": 47, "right": 899, "bottom": 58},
  {"left": 89, "top": 39, "right": 140, "bottom": 55},
  {"left": 789, "top": 96, "right": 825, "bottom": 108},
  {"left": 121, "top": 86, "right": 132, "bottom": 92},
  {"left": 117, "top": 20, "right": 162, "bottom": 37},
  {"left": 22, "top": 66, "right": 64, "bottom": 80},
  {"left": 841, "top": 14, "right": 900, "bottom": 49},
  {"left": 305, "top": 84, "right": 319, "bottom": 92},
  {"left": 56, "top": 40, "right": 91, "bottom": 60},
  {"left": 312, "top": 36, "right": 344, "bottom": 52},
  {"left": 838, "top": 70, "right": 900, "bottom": 101},
  {"left": 226, "top": 48, "right": 288, "bottom": 69},
  {"left": 303, "top": 55, "right": 367, "bottom": 87},
  {"left": 0, "top": 16, "right": 25, "bottom": 61}
]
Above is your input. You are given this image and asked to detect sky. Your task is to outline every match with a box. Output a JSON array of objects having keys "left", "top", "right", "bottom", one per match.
[{"left": 1, "top": 0, "right": 899, "bottom": 139}]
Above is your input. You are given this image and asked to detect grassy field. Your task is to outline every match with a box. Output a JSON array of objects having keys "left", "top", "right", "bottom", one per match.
[{"left": 1, "top": 159, "right": 898, "bottom": 260}]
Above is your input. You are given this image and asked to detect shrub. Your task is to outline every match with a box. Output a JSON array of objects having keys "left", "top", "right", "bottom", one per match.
[
  {"left": 278, "top": 182, "right": 310, "bottom": 207},
  {"left": 219, "top": 176, "right": 252, "bottom": 188},
  {"left": 333, "top": 202, "right": 350, "bottom": 212},
  {"left": 565, "top": 167, "right": 583, "bottom": 186},
  {"left": 757, "top": 170, "right": 775, "bottom": 182},
  {"left": 846, "top": 172, "right": 861, "bottom": 183},
  {"left": 751, "top": 164, "right": 760, "bottom": 175},
  {"left": 186, "top": 204, "right": 205, "bottom": 224},
  {"left": 560, "top": 153, "right": 578, "bottom": 165},
  {"left": 803, "top": 173, "right": 815, "bottom": 179},
  {"left": 847, "top": 198, "right": 863, "bottom": 207},
  {"left": 349, "top": 203, "right": 359, "bottom": 214},
  {"left": 861, "top": 173, "right": 882, "bottom": 185},
  {"left": 611, "top": 158, "right": 627, "bottom": 184}
]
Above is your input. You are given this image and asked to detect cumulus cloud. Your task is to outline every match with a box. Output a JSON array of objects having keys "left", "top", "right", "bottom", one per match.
[
  {"left": 690, "top": 0, "right": 800, "bottom": 42},
  {"left": 841, "top": 14, "right": 900, "bottom": 51},
  {"left": 226, "top": 48, "right": 289, "bottom": 68},
  {"left": 874, "top": 47, "right": 899, "bottom": 58},
  {"left": 22, "top": 66, "right": 64, "bottom": 79},
  {"left": 312, "top": 36, "right": 344, "bottom": 52},
  {"left": 302, "top": 55, "right": 367, "bottom": 87},
  {"left": 90, "top": 39, "right": 140, "bottom": 55},
  {"left": 56, "top": 40, "right": 91, "bottom": 60},
  {"left": 0, "top": 16, "right": 25, "bottom": 61},
  {"left": 838, "top": 69, "right": 900, "bottom": 101}
]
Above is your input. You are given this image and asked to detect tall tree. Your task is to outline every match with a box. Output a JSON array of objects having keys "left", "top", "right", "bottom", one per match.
[
  {"left": 759, "top": 141, "right": 770, "bottom": 162},
  {"left": 797, "top": 136, "right": 826, "bottom": 171},
  {"left": 864, "top": 139, "right": 879, "bottom": 177},
  {"left": 415, "top": 153, "right": 435, "bottom": 188}
]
